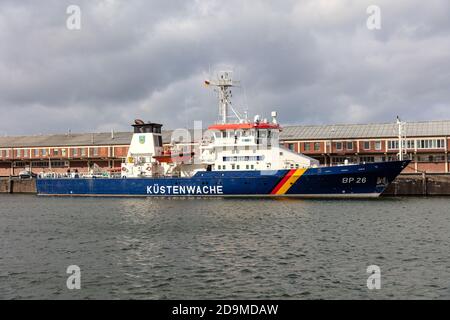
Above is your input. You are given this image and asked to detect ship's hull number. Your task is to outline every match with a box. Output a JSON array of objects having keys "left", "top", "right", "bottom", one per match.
[{"left": 342, "top": 177, "right": 367, "bottom": 184}]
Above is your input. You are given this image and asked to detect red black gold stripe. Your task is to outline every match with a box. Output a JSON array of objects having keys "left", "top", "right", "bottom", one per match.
[{"left": 270, "top": 168, "right": 307, "bottom": 195}]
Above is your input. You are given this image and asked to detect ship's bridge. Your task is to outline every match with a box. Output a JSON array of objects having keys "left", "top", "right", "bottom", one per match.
[
  {"left": 206, "top": 122, "right": 281, "bottom": 147},
  {"left": 132, "top": 120, "right": 162, "bottom": 134}
]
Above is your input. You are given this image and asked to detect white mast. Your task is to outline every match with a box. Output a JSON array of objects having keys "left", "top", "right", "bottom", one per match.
[
  {"left": 396, "top": 116, "right": 406, "bottom": 161},
  {"left": 205, "top": 71, "right": 241, "bottom": 124}
]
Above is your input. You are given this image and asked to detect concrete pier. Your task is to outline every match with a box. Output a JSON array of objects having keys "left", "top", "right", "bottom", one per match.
[
  {"left": 382, "top": 173, "right": 450, "bottom": 196},
  {"left": 0, "top": 177, "right": 36, "bottom": 194}
]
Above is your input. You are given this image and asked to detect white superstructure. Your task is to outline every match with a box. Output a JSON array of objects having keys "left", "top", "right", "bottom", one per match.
[{"left": 121, "top": 71, "right": 319, "bottom": 178}]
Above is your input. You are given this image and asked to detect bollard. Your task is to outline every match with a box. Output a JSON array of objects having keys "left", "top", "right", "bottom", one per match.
[
  {"left": 422, "top": 172, "right": 427, "bottom": 196},
  {"left": 8, "top": 176, "right": 13, "bottom": 194}
]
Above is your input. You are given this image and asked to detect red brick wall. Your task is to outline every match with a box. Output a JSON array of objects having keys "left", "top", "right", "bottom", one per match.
[
  {"left": 402, "top": 164, "right": 417, "bottom": 173},
  {"left": 0, "top": 162, "right": 11, "bottom": 176},
  {"left": 114, "top": 146, "right": 128, "bottom": 157},
  {"left": 98, "top": 147, "right": 109, "bottom": 157},
  {"left": 301, "top": 141, "right": 325, "bottom": 154},
  {"left": 358, "top": 141, "right": 384, "bottom": 153},
  {"left": 417, "top": 162, "right": 446, "bottom": 173}
]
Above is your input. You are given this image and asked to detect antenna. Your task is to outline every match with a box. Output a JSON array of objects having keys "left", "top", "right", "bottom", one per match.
[
  {"left": 396, "top": 116, "right": 407, "bottom": 161},
  {"left": 204, "top": 71, "right": 241, "bottom": 124}
]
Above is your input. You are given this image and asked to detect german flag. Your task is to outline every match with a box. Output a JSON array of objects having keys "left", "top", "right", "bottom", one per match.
[{"left": 271, "top": 168, "right": 307, "bottom": 195}]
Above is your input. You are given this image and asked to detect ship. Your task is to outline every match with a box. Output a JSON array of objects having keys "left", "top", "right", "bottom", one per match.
[{"left": 36, "top": 71, "right": 410, "bottom": 198}]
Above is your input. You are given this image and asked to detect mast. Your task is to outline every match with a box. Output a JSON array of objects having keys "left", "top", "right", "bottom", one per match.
[
  {"left": 205, "top": 71, "right": 241, "bottom": 124},
  {"left": 396, "top": 116, "right": 406, "bottom": 161}
]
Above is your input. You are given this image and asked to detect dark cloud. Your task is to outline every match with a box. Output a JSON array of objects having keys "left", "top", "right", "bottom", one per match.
[{"left": 0, "top": 0, "right": 449, "bottom": 135}]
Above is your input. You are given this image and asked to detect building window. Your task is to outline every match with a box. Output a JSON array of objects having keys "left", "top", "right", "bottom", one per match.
[
  {"left": 416, "top": 139, "right": 445, "bottom": 149},
  {"left": 332, "top": 157, "right": 354, "bottom": 164},
  {"left": 387, "top": 140, "right": 399, "bottom": 150},
  {"left": 363, "top": 141, "right": 370, "bottom": 150},
  {"left": 250, "top": 165, "right": 254, "bottom": 170},
  {"left": 346, "top": 142, "right": 353, "bottom": 150},
  {"left": 81, "top": 148, "right": 86, "bottom": 157},
  {"left": 314, "top": 142, "right": 320, "bottom": 151},
  {"left": 375, "top": 141, "right": 382, "bottom": 150},
  {"left": 335, "top": 142, "right": 343, "bottom": 150},
  {"left": 62, "top": 149, "right": 66, "bottom": 157},
  {"left": 287, "top": 143, "right": 295, "bottom": 151},
  {"left": 417, "top": 154, "right": 446, "bottom": 162},
  {"left": 42, "top": 149, "right": 47, "bottom": 156},
  {"left": 231, "top": 164, "right": 235, "bottom": 170},
  {"left": 17, "top": 149, "right": 22, "bottom": 158},
  {"left": 73, "top": 148, "right": 78, "bottom": 157},
  {"left": 360, "top": 156, "right": 375, "bottom": 163},
  {"left": 31, "top": 161, "right": 68, "bottom": 168},
  {"left": 53, "top": 149, "right": 59, "bottom": 156},
  {"left": 236, "top": 165, "right": 240, "bottom": 170},
  {"left": 304, "top": 143, "right": 311, "bottom": 151},
  {"left": 92, "top": 147, "right": 99, "bottom": 156}
]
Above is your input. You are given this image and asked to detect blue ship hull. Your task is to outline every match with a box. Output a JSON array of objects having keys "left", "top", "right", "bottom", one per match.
[{"left": 36, "top": 161, "right": 409, "bottom": 198}]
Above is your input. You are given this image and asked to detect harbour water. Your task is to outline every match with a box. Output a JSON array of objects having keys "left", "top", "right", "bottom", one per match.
[{"left": 0, "top": 194, "right": 449, "bottom": 299}]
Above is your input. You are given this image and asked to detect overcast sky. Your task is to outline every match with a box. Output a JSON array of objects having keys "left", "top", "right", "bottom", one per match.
[{"left": 0, "top": 0, "right": 449, "bottom": 135}]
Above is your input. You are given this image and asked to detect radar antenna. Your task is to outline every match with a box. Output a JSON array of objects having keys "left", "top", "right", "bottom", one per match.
[{"left": 204, "top": 71, "right": 242, "bottom": 124}]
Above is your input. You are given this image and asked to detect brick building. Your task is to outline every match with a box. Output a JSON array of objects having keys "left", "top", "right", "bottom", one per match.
[
  {"left": 1, "top": 120, "right": 449, "bottom": 176},
  {"left": 281, "top": 120, "right": 450, "bottom": 173}
]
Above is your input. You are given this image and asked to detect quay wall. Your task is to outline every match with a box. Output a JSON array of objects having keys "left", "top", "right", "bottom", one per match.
[
  {"left": 382, "top": 173, "right": 450, "bottom": 196},
  {"left": 0, "top": 177, "right": 36, "bottom": 194}
]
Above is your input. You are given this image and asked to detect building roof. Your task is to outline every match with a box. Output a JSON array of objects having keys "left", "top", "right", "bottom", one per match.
[
  {"left": 0, "top": 120, "right": 449, "bottom": 148},
  {"left": 281, "top": 120, "right": 450, "bottom": 140},
  {"left": 0, "top": 132, "right": 133, "bottom": 148}
]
